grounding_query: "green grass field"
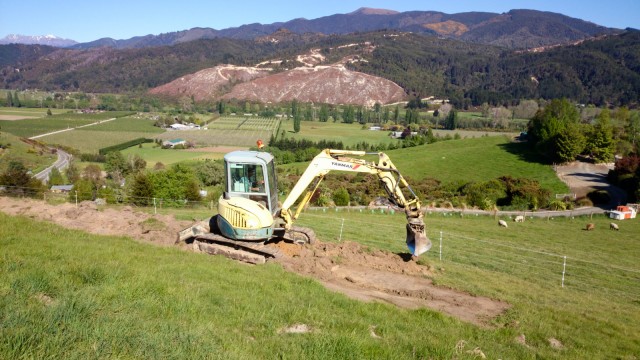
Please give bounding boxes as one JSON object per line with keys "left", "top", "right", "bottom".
{"left": 0, "top": 107, "right": 68, "bottom": 118}
{"left": 122, "top": 143, "right": 224, "bottom": 167}
{"left": 0, "top": 111, "right": 133, "bottom": 138}
{"left": 388, "top": 135, "right": 567, "bottom": 193}
{"left": 279, "top": 120, "right": 399, "bottom": 147}
{"left": 41, "top": 116, "right": 164, "bottom": 153}
{"left": 1, "top": 207, "right": 638, "bottom": 359}
{"left": 277, "top": 118, "right": 517, "bottom": 148}
{"left": 279, "top": 135, "right": 567, "bottom": 195}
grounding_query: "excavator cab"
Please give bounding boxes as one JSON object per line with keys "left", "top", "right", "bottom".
{"left": 224, "top": 151, "right": 278, "bottom": 214}
{"left": 214, "top": 151, "right": 280, "bottom": 241}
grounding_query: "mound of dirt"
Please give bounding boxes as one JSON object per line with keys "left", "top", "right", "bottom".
{"left": 272, "top": 241, "right": 509, "bottom": 326}
{"left": 0, "top": 196, "right": 509, "bottom": 326}
{"left": 0, "top": 197, "right": 191, "bottom": 247}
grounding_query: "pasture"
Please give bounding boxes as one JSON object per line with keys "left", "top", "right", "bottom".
{"left": 456, "top": 111, "right": 530, "bottom": 131}
{"left": 388, "top": 135, "right": 567, "bottom": 193}
{"left": 122, "top": 143, "right": 225, "bottom": 167}
{"left": 41, "top": 115, "right": 164, "bottom": 153}
{"left": 155, "top": 116, "right": 279, "bottom": 148}
{"left": 1, "top": 205, "right": 638, "bottom": 359}
{"left": 279, "top": 120, "right": 398, "bottom": 147}
{"left": 0, "top": 107, "right": 68, "bottom": 121}
{"left": 0, "top": 110, "right": 133, "bottom": 138}
{"left": 277, "top": 118, "right": 517, "bottom": 148}
{"left": 278, "top": 135, "right": 568, "bottom": 195}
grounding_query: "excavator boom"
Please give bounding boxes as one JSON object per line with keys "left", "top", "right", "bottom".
{"left": 278, "top": 149, "right": 432, "bottom": 257}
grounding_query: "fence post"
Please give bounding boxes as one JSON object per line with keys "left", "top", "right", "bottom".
{"left": 339, "top": 218, "right": 345, "bottom": 242}
{"left": 439, "top": 231, "right": 443, "bottom": 261}
{"left": 75, "top": 191, "right": 78, "bottom": 207}
{"left": 153, "top": 198, "right": 157, "bottom": 214}
{"left": 561, "top": 256, "right": 567, "bottom": 288}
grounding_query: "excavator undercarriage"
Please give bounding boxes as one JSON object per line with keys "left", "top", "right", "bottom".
{"left": 178, "top": 218, "right": 316, "bottom": 264}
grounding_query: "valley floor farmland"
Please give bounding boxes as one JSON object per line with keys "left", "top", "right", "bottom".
{"left": 0, "top": 110, "right": 133, "bottom": 139}
{"left": 0, "top": 196, "right": 638, "bottom": 358}
{"left": 155, "top": 116, "right": 280, "bottom": 148}
{"left": 122, "top": 143, "right": 228, "bottom": 167}
{"left": 0, "top": 107, "right": 68, "bottom": 121}
{"left": 39, "top": 115, "right": 164, "bottom": 153}
{"left": 277, "top": 118, "right": 518, "bottom": 148}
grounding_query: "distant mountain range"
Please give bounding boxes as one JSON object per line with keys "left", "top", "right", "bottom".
{"left": 0, "top": 8, "right": 621, "bottom": 50}
{"left": 0, "top": 34, "right": 77, "bottom": 47}
{"left": 1, "top": 8, "right": 638, "bottom": 107}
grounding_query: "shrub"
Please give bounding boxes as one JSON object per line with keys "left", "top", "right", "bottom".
{"left": 575, "top": 197, "right": 594, "bottom": 207}
{"left": 333, "top": 188, "right": 350, "bottom": 206}
{"left": 463, "top": 179, "right": 507, "bottom": 209}
{"left": 548, "top": 199, "right": 567, "bottom": 211}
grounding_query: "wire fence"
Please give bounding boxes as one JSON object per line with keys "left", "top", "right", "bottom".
{"left": 297, "top": 210, "right": 640, "bottom": 302}
{"left": 0, "top": 185, "right": 217, "bottom": 213}
{"left": 1, "top": 188, "right": 639, "bottom": 301}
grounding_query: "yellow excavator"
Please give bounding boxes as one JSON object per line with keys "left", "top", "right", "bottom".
{"left": 178, "top": 148, "right": 431, "bottom": 264}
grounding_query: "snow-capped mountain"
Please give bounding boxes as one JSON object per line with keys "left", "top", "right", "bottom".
{"left": 0, "top": 34, "right": 77, "bottom": 47}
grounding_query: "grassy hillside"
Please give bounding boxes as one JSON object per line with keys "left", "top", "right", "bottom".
{"left": 0, "top": 131, "right": 57, "bottom": 173}
{"left": 280, "top": 135, "right": 567, "bottom": 195}
{"left": 389, "top": 135, "right": 567, "bottom": 194}
{"left": 1, "top": 208, "right": 638, "bottom": 359}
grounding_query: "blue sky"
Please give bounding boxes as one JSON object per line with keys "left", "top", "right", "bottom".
{"left": 1, "top": 0, "right": 638, "bottom": 43}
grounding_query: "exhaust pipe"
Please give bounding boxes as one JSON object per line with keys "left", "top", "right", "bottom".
{"left": 406, "top": 218, "right": 432, "bottom": 257}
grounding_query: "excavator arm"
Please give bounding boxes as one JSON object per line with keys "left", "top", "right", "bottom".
{"left": 278, "top": 149, "right": 432, "bottom": 257}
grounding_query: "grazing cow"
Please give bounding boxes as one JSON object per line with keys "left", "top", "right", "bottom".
{"left": 514, "top": 215, "right": 524, "bottom": 223}
{"left": 498, "top": 219, "right": 508, "bottom": 228}
{"left": 585, "top": 223, "right": 595, "bottom": 231}
{"left": 610, "top": 222, "right": 619, "bottom": 231}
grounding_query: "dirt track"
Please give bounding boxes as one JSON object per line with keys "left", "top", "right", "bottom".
{"left": 0, "top": 197, "right": 509, "bottom": 327}
{"left": 555, "top": 161, "right": 614, "bottom": 198}
{"left": 555, "top": 161, "right": 627, "bottom": 207}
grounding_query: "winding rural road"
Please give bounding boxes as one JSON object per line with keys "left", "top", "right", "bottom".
{"left": 30, "top": 117, "right": 118, "bottom": 183}
{"left": 34, "top": 149, "right": 72, "bottom": 182}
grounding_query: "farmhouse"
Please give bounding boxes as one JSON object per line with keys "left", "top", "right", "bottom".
{"left": 169, "top": 123, "right": 189, "bottom": 130}
{"left": 50, "top": 185, "right": 74, "bottom": 193}
{"left": 162, "top": 139, "right": 187, "bottom": 148}
{"left": 389, "top": 131, "right": 417, "bottom": 139}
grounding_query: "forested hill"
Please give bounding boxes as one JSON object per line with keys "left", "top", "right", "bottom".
{"left": 347, "top": 30, "right": 640, "bottom": 107}
{"left": 1, "top": 30, "right": 639, "bottom": 107}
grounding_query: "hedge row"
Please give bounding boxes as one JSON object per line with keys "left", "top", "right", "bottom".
{"left": 99, "top": 138, "right": 153, "bottom": 155}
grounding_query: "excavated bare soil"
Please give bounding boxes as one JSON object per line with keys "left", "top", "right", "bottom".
{"left": 0, "top": 197, "right": 509, "bottom": 327}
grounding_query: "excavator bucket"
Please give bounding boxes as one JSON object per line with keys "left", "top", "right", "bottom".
{"left": 406, "top": 218, "right": 432, "bottom": 257}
